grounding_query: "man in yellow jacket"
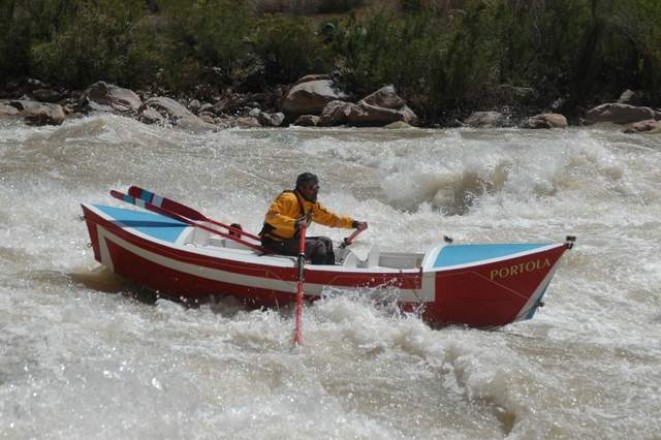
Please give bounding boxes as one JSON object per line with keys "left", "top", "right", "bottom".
{"left": 260, "top": 172, "right": 368, "bottom": 265}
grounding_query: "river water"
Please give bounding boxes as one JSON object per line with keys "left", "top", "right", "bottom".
{"left": 1, "top": 115, "right": 659, "bottom": 439}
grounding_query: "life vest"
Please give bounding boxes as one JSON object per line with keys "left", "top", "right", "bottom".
{"left": 260, "top": 190, "right": 353, "bottom": 241}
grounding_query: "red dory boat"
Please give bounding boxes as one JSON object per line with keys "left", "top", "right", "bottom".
{"left": 80, "top": 186, "right": 575, "bottom": 328}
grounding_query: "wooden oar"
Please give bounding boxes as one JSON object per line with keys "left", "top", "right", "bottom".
{"left": 110, "top": 190, "right": 270, "bottom": 253}
{"left": 292, "top": 224, "right": 306, "bottom": 346}
{"left": 128, "top": 186, "right": 260, "bottom": 241}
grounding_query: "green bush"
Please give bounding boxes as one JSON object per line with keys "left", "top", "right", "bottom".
{"left": 157, "top": 0, "right": 253, "bottom": 91}
{"left": 29, "top": 0, "right": 145, "bottom": 88}
{"left": 249, "top": 15, "right": 332, "bottom": 86}
{"left": 327, "top": 6, "right": 500, "bottom": 120}
{"left": 1, "top": 0, "right": 660, "bottom": 117}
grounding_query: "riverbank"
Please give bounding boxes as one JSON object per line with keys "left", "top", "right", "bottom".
{"left": 2, "top": 76, "right": 661, "bottom": 134}
{"left": 3, "top": 1, "right": 661, "bottom": 132}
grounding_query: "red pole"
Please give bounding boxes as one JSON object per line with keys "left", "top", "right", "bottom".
{"left": 293, "top": 224, "right": 306, "bottom": 346}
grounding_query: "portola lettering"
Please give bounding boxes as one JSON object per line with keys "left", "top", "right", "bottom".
{"left": 490, "top": 259, "right": 551, "bottom": 280}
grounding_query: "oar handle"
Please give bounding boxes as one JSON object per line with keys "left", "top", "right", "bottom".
{"left": 340, "top": 228, "right": 363, "bottom": 249}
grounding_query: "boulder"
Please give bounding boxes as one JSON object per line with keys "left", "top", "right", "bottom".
{"left": 617, "top": 89, "right": 644, "bottom": 105}
{"left": 198, "top": 102, "right": 215, "bottom": 115}
{"left": 0, "top": 101, "right": 20, "bottom": 116}
{"left": 138, "top": 107, "right": 165, "bottom": 125}
{"left": 256, "top": 111, "right": 285, "bottom": 127}
{"left": 292, "top": 115, "right": 320, "bottom": 126}
{"left": 361, "top": 85, "right": 406, "bottom": 110}
{"left": 349, "top": 85, "right": 418, "bottom": 126}
{"left": 197, "top": 112, "right": 217, "bottom": 124}
{"left": 187, "top": 99, "right": 202, "bottom": 114}
{"left": 213, "top": 94, "right": 249, "bottom": 115}
{"left": 282, "top": 76, "right": 347, "bottom": 117}
{"left": 8, "top": 100, "right": 65, "bottom": 125}
{"left": 235, "top": 116, "right": 261, "bottom": 128}
{"left": 318, "top": 100, "right": 354, "bottom": 126}
{"left": 347, "top": 101, "right": 416, "bottom": 127}
{"left": 522, "top": 113, "right": 568, "bottom": 129}
{"left": 81, "top": 81, "right": 142, "bottom": 113}
{"left": 318, "top": 89, "right": 418, "bottom": 127}
{"left": 585, "top": 103, "right": 661, "bottom": 125}
{"left": 139, "top": 96, "right": 215, "bottom": 131}
{"left": 623, "top": 119, "right": 661, "bottom": 133}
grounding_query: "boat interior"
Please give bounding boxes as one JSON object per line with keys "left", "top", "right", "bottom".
{"left": 184, "top": 223, "right": 426, "bottom": 269}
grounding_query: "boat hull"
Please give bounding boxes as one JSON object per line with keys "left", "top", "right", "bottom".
{"left": 81, "top": 203, "right": 571, "bottom": 327}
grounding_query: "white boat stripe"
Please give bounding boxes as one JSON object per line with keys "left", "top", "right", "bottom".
{"left": 96, "top": 224, "right": 435, "bottom": 302}
{"left": 98, "top": 226, "right": 303, "bottom": 294}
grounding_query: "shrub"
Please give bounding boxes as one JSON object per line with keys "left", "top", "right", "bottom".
{"left": 29, "top": 0, "right": 145, "bottom": 88}
{"left": 249, "top": 15, "right": 332, "bottom": 85}
{"left": 327, "top": 6, "right": 500, "bottom": 121}
{"left": 157, "top": 0, "right": 253, "bottom": 91}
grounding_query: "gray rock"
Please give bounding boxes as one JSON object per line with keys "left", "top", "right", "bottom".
{"left": 9, "top": 100, "right": 65, "bottom": 126}
{"left": 617, "top": 89, "right": 643, "bottom": 105}
{"left": 351, "top": 85, "right": 418, "bottom": 126}
{"left": 235, "top": 116, "right": 261, "bottom": 128}
{"left": 623, "top": 119, "right": 661, "bottom": 133}
{"left": 81, "top": 81, "right": 142, "bottom": 113}
{"left": 256, "top": 111, "right": 285, "bottom": 127}
{"left": 138, "top": 107, "right": 165, "bottom": 125}
{"left": 0, "top": 101, "right": 19, "bottom": 116}
{"left": 585, "top": 103, "right": 660, "bottom": 125}
{"left": 282, "top": 77, "right": 348, "bottom": 116}
{"left": 292, "top": 115, "right": 320, "bottom": 126}
{"left": 522, "top": 113, "right": 568, "bottom": 129}
{"left": 319, "top": 100, "right": 354, "bottom": 126}
{"left": 139, "top": 96, "right": 216, "bottom": 131}
{"left": 187, "top": 99, "right": 202, "bottom": 114}
{"left": 360, "top": 85, "right": 406, "bottom": 110}
{"left": 348, "top": 101, "right": 409, "bottom": 126}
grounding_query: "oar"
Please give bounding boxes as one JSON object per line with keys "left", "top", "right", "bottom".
{"left": 128, "top": 186, "right": 260, "bottom": 241}
{"left": 292, "top": 224, "right": 306, "bottom": 346}
{"left": 110, "top": 190, "right": 270, "bottom": 253}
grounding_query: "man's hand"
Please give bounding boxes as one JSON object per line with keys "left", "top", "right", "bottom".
{"left": 352, "top": 221, "right": 368, "bottom": 231}
{"left": 294, "top": 217, "right": 307, "bottom": 230}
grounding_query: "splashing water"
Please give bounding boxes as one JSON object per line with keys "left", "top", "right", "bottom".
{"left": 1, "top": 116, "right": 660, "bottom": 439}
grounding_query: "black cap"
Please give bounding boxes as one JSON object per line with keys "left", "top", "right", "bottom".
{"left": 296, "top": 172, "right": 319, "bottom": 188}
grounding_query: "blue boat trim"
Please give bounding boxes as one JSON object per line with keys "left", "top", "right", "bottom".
{"left": 434, "top": 243, "right": 551, "bottom": 268}
{"left": 94, "top": 204, "right": 187, "bottom": 243}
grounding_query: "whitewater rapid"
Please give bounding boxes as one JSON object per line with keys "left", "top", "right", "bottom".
{"left": 1, "top": 115, "right": 660, "bottom": 439}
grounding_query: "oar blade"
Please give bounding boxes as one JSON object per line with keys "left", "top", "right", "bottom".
{"left": 128, "top": 185, "right": 262, "bottom": 242}
{"left": 110, "top": 189, "right": 270, "bottom": 254}
{"left": 129, "top": 186, "right": 205, "bottom": 221}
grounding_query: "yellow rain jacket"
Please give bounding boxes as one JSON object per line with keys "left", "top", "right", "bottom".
{"left": 260, "top": 190, "right": 354, "bottom": 241}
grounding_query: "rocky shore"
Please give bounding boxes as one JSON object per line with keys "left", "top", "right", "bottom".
{"left": 2, "top": 76, "right": 660, "bottom": 134}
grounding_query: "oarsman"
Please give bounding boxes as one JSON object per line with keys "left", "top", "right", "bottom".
{"left": 260, "top": 172, "right": 368, "bottom": 264}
